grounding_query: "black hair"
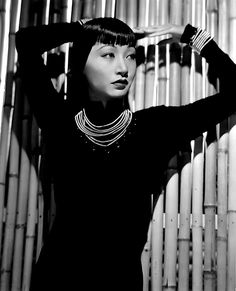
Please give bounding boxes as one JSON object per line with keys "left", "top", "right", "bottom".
{"left": 82, "top": 17, "right": 136, "bottom": 47}
{"left": 67, "top": 17, "right": 136, "bottom": 112}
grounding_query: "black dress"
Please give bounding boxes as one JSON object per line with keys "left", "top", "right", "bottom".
{"left": 15, "top": 22, "right": 236, "bottom": 291}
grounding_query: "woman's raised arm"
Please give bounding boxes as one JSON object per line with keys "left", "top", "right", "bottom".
{"left": 15, "top": 21, "right": 84, "bottom": 129}
{"left": 139, "top": 24, "right": 236, "bottom": 149}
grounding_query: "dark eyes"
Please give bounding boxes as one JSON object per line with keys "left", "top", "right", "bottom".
{"left": 127, "top": 53, "right": 136, "bottom": 60}
{"left": 101, "top": 53, "right": 136, "bottom": 60}
{"left": 102, "top": 53, "right": 115, "bottom": 58}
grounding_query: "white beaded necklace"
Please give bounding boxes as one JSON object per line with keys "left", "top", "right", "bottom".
{"left": 75, "top": 108, "right": 132, "bottom": 147}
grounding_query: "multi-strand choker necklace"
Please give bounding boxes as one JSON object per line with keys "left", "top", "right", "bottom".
{"left": 75, "top": 108, "right": 132, "bottom": 147}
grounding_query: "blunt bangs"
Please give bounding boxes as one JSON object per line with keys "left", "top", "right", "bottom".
{"left": 83, "top": 18, "right": 136, "bottom": 47}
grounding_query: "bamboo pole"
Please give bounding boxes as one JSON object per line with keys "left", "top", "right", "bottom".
{"left": 144, "top": 4, "right": 160, "bottom": 287}
{"left": 178, "top": 150, "right": 192, "bottom": 291}
{"left": 19, "top": 0, "right": 30, "bottom": 28}
{"left": 143, "top": 0, "right": 158, "bottom": 109}
{"left": 0, "top": 1, "right": 23, "bottom": 290}
{"left": 126, "top": 0, "right": 137, "bottom": 29}
{"left": 81, "top": 0, "right": 94, "bottom": 19}
{"left": 105, "top": 0, "right": 115, "bottom": 17}
{"left": 36, "top": 178, "right": 44, "bottom": 261}
{"left": 157, "top": 0, "right": 168, "bottom": 106}
{"left": 204, "top": 132, "right": 217, "bottom": 291}
{"left": 0, "top": 0, "right": 11, "bottom": 127}
{"left": 35, "top": 177, "right": 44, "bottom": 263}
{"left": 203, "top": 1, "right": 218, "bottom": 290}
{"left": 217, "top": 118, "right": 228, "bottom": 291}
{"left": 149, "top": 2, "right": 164, "bottom": 290}
{"left": 141, "top": 219, "right": 151, "bottom": 291}
{"left": 216, "top": 2, "right": 228, "bottom": 291}
{"left": 71, "top": 0, "right": 83, "bottom": 21}
{"left": 115, "top": 0, "right": 126, "bottom": 23}
{"left": 41, "top": 0, "right": 50, "bottom": 25}
{"left": 22, "top": 116, "right": 39, "bottom": 291}
{"left": 178, "top": 2, "right": 192, "bottom": 290}
{"left": 133, "top": 0, "right": 145, "bottom": 112}
{"left": 190, "top": 2, "right": 205, "bottom": 291}
{"left": 151, "top": 192, "right": 164, "bottom": 291}
{"left": 94, "top": 0, "right": 104, "bottom": 18}
{"left": 11, "top": 87, "right": 31, "bottom": 291}
{"left": 227, "top": 1, "right": 236, "bottom": 290}
{"left": 60, "top": 0, "right": 73, "bottom": 101}
{"left": 163, "top": 1, "right": 182, "bottom": 290}
{"left": 191, "top": 135, "right": 204, "bottom": 291}
{"left": 0, "top": 0, "right": 11, "bottom": 261}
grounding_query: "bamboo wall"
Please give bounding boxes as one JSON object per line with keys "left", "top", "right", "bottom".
{"left": 0, "top": 0, "right": 235, "bottom": 290}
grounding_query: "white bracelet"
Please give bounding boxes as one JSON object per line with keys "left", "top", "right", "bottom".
{"left": 190, "top": 27, "right": 213, "bottom": 54}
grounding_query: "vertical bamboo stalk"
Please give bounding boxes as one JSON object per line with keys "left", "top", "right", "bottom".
{"left": 19, "top": 0, "right": 30, "bottom": 28}
{"left": 115, "top": 0, "right": 126, "bottom": 22}
{"left": 36, "top": 179, "right": 44, "bottom": 261}
{"left": 60, "top": 0, "right": 73, "bottom": 101}
{"left": 0, "top": 0, "right": 11, "bottom": 261}
{"left": 11, "top": 88, "right": 31, "bottom": 291}
{"left": 141, "top": 219, "right": 151, "bottom": 291}
{"left": 94, "top": 0, "right": 104, "bottom": 18}
{"left": 144, "top": 0, "right": 158, "bottom": 109}
{"left": 22, "top": 116, "right": 39, "bottom": 291}
{"left": 191, "top": 1, "right": 205, "bottom": 291}
{"left": 163, "top": 1, "right": 182, "bottom": 290}
{"left": 133, "top": 0, "right": 145, "bottom": 112}
{"left": 206, "top": 0, "right": 218, "bottom": 96}
{"left": 42, "top": 0, "right": 50, "bottom": 25}
{"left": 151, "top": 192, "right": 164, "bottom": 291}
{"left": 0, "top": 0, "right": 10, "bottom": 112}
{"left": 227, "top": 1, "right": 236, "bottom": 290}
{"left": 71, "top": 0, "right": 83, "bottom": 21}
{"left": 105, "top": 0, "right": 116, "bottom": 17}
{"left": 0, "top": 0, "right": 23, "bottom": 290}
{"left": 61, "top": 0, "right": 73, "bottom": 22}
{"left": 178, "top": 150, "right": 192, "bottom": 291}
{"left": 0, "top": 108, "right": 21, "bottom": 291}
{"left": 150, "top": 1, "right": 164, "bottom": 290}
{"left": 216, "top": 2, "right": 228, "bottom": 291}
{"left": 203, "top": 1, "right": 218, "bottom": 290}
{"left": 217, "top": 120, "right": 228, "bottom": 291}
{"left": 157, "top": 0, "right": 169, "bottom": 106}
{"left": 204, "top": 132, "right": 217, "bottom": 291}
{"left": 81, "top": 0, "right": 94, "bottom": 19}
{"left": 191, "top": 136, "right": 204, "bottom": 291}
{"left": 178, "top": 2, "right": 192, "bottom": 290}
{"left": 126, "top": 0, "right": 137, "bottom": 29}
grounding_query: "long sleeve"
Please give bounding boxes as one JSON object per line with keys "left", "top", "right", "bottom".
{"left": 15, "top": 22, "right": 83, "bottom": 129}
{"left": 142, "top": 28, "right": 236, "bottom": 156}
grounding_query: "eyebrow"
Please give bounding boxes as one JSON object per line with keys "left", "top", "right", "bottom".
{"left": 95, "top": 44, "right": 136, "bottom": 52}
{"left": 97, "top": 44, "right": 115, "bottom": 51}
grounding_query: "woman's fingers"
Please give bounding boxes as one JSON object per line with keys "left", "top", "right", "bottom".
{"left": 133, "top": 24, "right": 185, "bottom": 40}
{"left": 156, "top": 37, "right": 175, "bottom": 46}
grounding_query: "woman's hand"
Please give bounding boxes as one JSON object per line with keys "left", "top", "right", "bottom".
{"left": 133, "top": 24, "right": 185, "bottom": 45}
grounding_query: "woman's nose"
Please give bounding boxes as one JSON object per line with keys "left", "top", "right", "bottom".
{"left": 116, "top": 57, "right": 128, "bottom": 76}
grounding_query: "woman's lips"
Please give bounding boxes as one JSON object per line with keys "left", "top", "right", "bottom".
{"left": 112, "top": 79, "right": 128, "bottom": 89}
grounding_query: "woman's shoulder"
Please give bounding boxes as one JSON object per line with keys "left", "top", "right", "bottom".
{"left": 133, "top": 105, "right": 167, "bottom": 120}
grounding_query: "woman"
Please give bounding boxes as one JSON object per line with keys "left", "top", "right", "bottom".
{"left": 16, "top": 17, "right": 236, "bottom": 290}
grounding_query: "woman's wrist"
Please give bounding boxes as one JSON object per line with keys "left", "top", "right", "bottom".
{"left": 180, "top": 24, "right": 213, "bottom": 54}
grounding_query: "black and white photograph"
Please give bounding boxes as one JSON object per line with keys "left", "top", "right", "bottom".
{"left": 0, "top": 0, "right": 235, "bottom": 290}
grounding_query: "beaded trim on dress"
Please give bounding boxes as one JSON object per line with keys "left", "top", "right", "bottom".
{"left": 75, "top": 108, "right": 132, "bottom": 147}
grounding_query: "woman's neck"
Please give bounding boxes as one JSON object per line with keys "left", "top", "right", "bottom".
{"left": 84, "top": 98, "right": 128, "bottom": 125}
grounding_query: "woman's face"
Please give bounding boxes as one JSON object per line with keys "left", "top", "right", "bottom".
{"left": 83, "top": 42, "right": 136, "bottom": 104}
